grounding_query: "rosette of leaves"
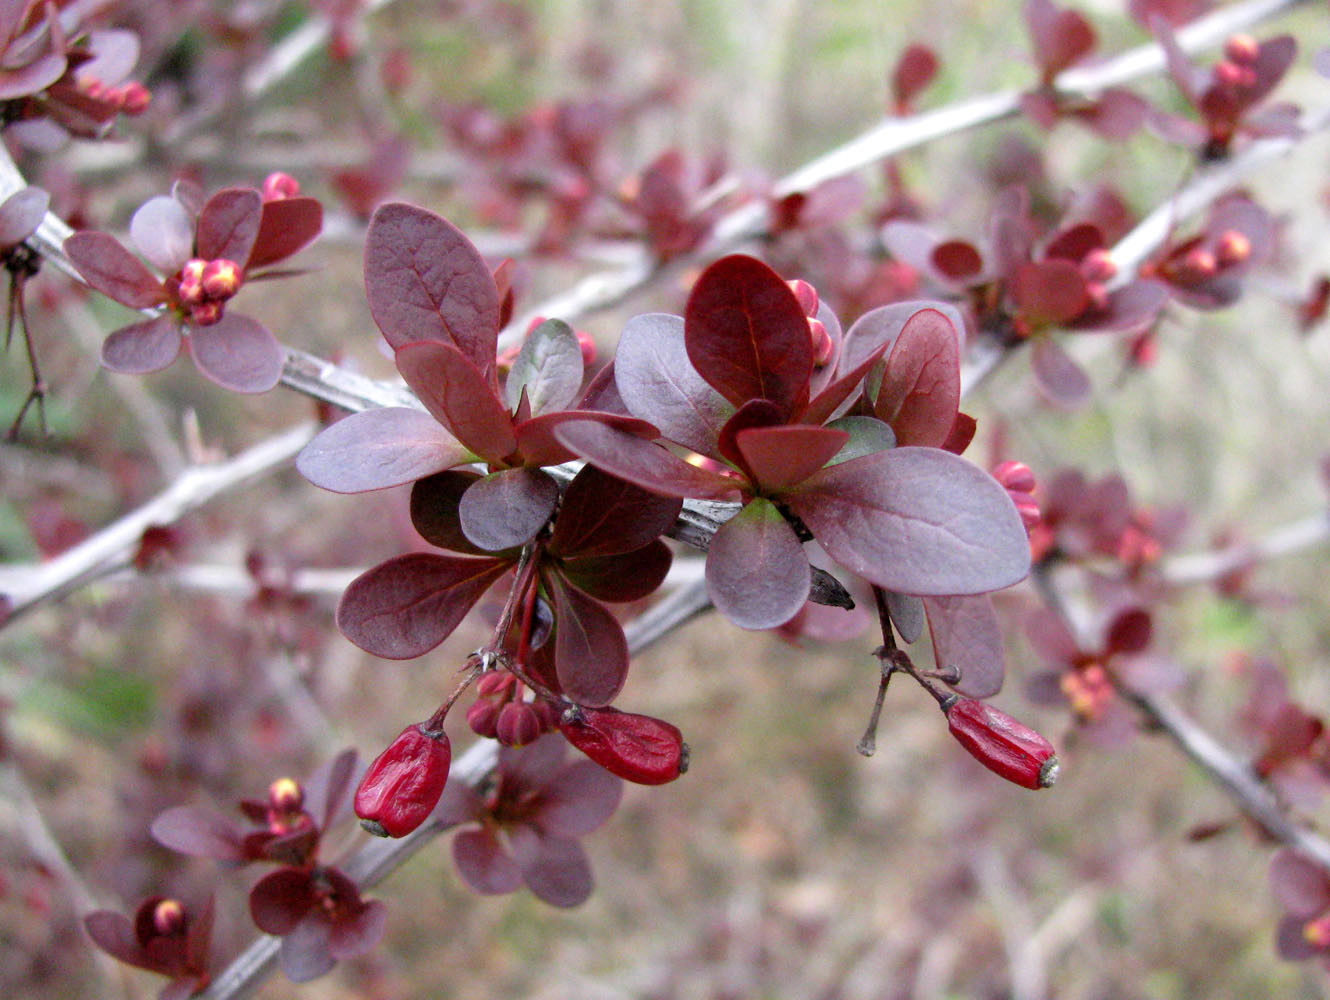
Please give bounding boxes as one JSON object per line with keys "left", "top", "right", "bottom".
{"left": 64, "top": 181, "right": 322, "bottom": 392}
{"left": 435, "top": 733, "right": 623, "bottom": 908}
{"left": 884, "top": 190, "right": 1167, "bottom": 406}
{"left": 0, "top": 2, "right": 144, "bottom": 148}
{"left": 84, "top": 896, "right": 214, "bottom": 1000}
{"left": 1152, "top": 24, "right": 1300, "bottom": 160}
{"left": 337, "top": 462, "right": 679, "bottom": 707}
{"left": 297, "top": 203, "right": 652, "bottom": 548}
{"left": 554, "top": 253, "right": 1031, "bottom": 632}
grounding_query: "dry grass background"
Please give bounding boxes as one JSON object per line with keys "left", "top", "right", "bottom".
{"left": 5, "top": 1, "right": 1330, "bottom": 998}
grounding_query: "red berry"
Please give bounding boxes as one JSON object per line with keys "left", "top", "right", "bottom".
{"left": 944, "top": 697, "right": 1059, "bottom": 790}
{"left": 560, "top": 706, "right": 687, "bottom": 785}
{"left": 354, "top": 723, "right": 451, "bottom": 838}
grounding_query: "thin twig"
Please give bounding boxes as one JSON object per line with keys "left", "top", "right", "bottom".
{"left": 1159, "top": 511, "right": 1330, "bottom": 586}
{"left": 0, "top": 423, "right": 315, "bottom": 624}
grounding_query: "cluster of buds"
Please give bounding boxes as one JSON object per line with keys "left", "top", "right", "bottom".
{"left": 172, "top": 257, "right": 242, "bottom": 326}
{"left": 465, "top": 671, "right": 558, "bottom": 747}
{"left": 354, "top": 722, "right": 452, "bottom": 838}
{"left": 77, "top": 76, "right": 152, "bottom": 116}
{"left": 1214, "top": 34, "right": 1262, "bottom": 92}
{"left": 1078, "top": 248, "right": 1117, "bottom": 312}
{"left": 1060, "top": 662, "right": 1115, "bottom": 721}
{"left": 992, "top": 460, "right": 1041, "bottom": 534}
{"left": 787, "top": 278, "right": 834, "bottom": 367}
{"left": 944, "top": 696, "right": 1060, "bottom": 790}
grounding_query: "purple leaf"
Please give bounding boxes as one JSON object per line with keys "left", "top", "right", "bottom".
{"left": 538, "top": 761, "right": 623, "bottom": 837}
{"left": 705, "top": 498, "right": 810, "bottom": 630}
{"left": 150, "top": 806, "right": 244, "bottom": 861}
{"left": 409, "top": 470, "right": 486, "bottom": 553}
{"left": 1079, "top": 87, "right": 1150, "bottom": 139}
{"left": 505, "top": 318, "right": 584, "bottom": 415}
{"left": 101, "top": 316, "right": 182, "bottom": 374}
{"left": 789, "top": 447, "right": 1031, "bottom": 595}
{"left": 1270, "top": 849, "right": 1330, "bottom": 917}
{"left": 922, "top": 594, "right": 1005, "bottom": 698}
{"left": 249, "top": 197, "right": 322, "bottom": 270}
{"left": 874, "top": 307, "right": 961, "bottom": 447}
{"left": 364, "top": 203, "right": 500, "bottom": 373}
{"left": 549, "top": 464, "right": 682, "bottom": 558}
{"left": 187, "top": 313, "right": 283, "bottom": 393}
{"left": 1075, "top": 279, "right": 1166, "bottom": 334}
{"left": 578, "top": 360, "right": 628, "bottom": 414}
{"left": 559, "top": 539, "right": 672, "bottom": 603}
{"left": 304, "top": 748, "right": 360, "bottom": 830}
{"left": 453, "top": 827, "right": 523, "bottom": 895}
{"left": 195, "top": 187, "right": 262, "bottom": 264}
{"left": 1105, "top": 606, "right": 1152, "bottom": 655}
{"left": 614, "top": 311, "right": 732, "bottom": 458}
{"left": 83, "top": 911, "right": 152, "bottom": 970}
{"left": 249, "top": 869, "right": 315, "bottom": 936}
{"left": 1030, "top": 338, "right": 1091, "bottom": 408}
{"left": 1012, "top": 260, "right": 1088, "bottom": 325}
{"left": 684, "top": 254, "right": 813, "bottom": 418}
{"left": 0, "top": 185, "right": 47, "bottom": 246}
{"left": 65, "top": 231, "right": 165, "bottom": 308}
{"left": 298, "top": 407, "right": 472, "bottom": 493}
{"left": 554, "top": 420, "right": 740, "bottom": 501}
{"left": 734, "top": 425, "right": 849, "bottom": 492}
{"left": 509, "top": 828, "right": 594, "bottom": 908}
{"left": 511, "top": 408, "right": 655, "bottom": 468}
{"left": 458, "top": 467, "right": 559, "bottom": 552}
{"left": 395, "top": 340, "right": 515, "bottom": 463}
{"left": 328, "top": 900, "right": 387, "bottom": 960}
{"left": 885, "top": 590, "right": 925, "bottom": 643}
{"left": 550, "top": 575, "right": 629, "bottom": 707}
{"left": 129, "top": 195, "right": 195, "bottom": 273}
{"left": 77, "top": 30, "right": 140, "bottom": 88}
{"left": 336, "top": 553, "right": 509, "bottom": 658}
{"left": 0, "top": 52, "right": 66, "bottom": 101}
{"left": 277, "top": 915, "right": 335, "bottom": 983}
{"left": 716, "top": 399, "right": 783, "bottom": 473}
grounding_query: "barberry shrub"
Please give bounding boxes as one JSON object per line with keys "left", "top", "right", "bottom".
{"left": 2, "top": 1, "right": 1330, "bottom": 998}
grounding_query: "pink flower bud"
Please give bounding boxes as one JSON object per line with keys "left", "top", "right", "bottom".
{"left": 267, "top": 777, "right": 304, "bottom": 814}
{"left": 786, "top": 278, "right": 819, "bottom": 317}
{"left": 992, "top": 460, "right": 1036, "bottom": 495}
{"left": 177, "top": 259, "right": 207, "bottom": 305}
{"left": 1080, "top": 248, "right": 1117, "bottom": 283}
{"left": 152, "top": 898, "right": 186, "bottom": 937}
{"left": 354, "top": 723, "right": 451, "bottom": 838}
{"left": 201, "top": 259, "right": 242, "bottom": 300}
{"left": 188, "top": 301, "right": 224, "bottom": 326}
{"left": 576, "top": 328, "right": 598, "bottom": 367}
{"left": 1181, "top": 248, "right": 1217, "bottom": 280}
{"left": 1223, "top": 34, "right": 1260, "bottom": 66}
{"left": 261, "top": 172, "right": 300, "bottom": 202}
{"left": 466, "top": 698, "right": 500, "bottom": 738}
{"left": 476, "top": 671, "right": 516, "bottom": 698}
{"left": 560, "top": 706, "right": 687, "bottom": 785}
{"left": 944, "top": 697, "right": 1059, "bottom": 790}
{"left": 808, "top": 318, "right": 834, "bottom": 366}
{"left": 1215, "top": 229, "right": 1251, "bottom": 267}
{"left": 495, "top": 702, "right": 542, "bottom": 747}
{"left": 118, "top": 81, "right": 152, "bottom": 115}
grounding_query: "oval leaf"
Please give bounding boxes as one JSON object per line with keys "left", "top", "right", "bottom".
{"left": 101, "top": 315, "right": 181, "bottom": 374}
{"left": 297, "top": 408, "right": 472, "bottom": 493}
{"left": 789, "top": 447, "right": 1031, "bottom": 596}
{"left": 734, "top": 424, "right": 849, "bottom": 492}
{"left": 364, "top": 203, "right": 500, "bottom": 373}
{"left": 65, "top": 230, "right": 165, "bottom": 308}
{"left": 505, "top": 318, "right": 583, "bottom": 415}
{"left": 0, "top": 186, "right": 47, "bottom": 246}
{"left": 549, "top": 464, "right": 682, "bottom": 558}
{"left": 922, "top": 594, "right": 1005, "bottom": 698}
{"left": 874, "top": 307, "right": 961, "bottom": 447}
{"left": 614, "top": 311, "right": 733, "bottom": 458}
{"left": 187, "top": 313, "right": 283, "bottom": 393}
{"left": 249, "top": 196, "right": 323, "bottom": 270}
{"left": 550, "top": 575, "right": 629, "bottom": 707}
{"left": 196, "top": 187, "right": 262, "bottom": 265}
{"left": 128, "top": 195, "right": 194, "bottom": 272}
{"left": 458, "top": 467, "right": 559, "bottom": 552}
{"left": 705, "top": 497, "right": 810, "bottom": 630}
{"left": 559, "top": 539, "right": 672, "bottom": 603}
{"left": 684, "top": 255, "right": 812, "bottom": 418}
{"left": 555, "top": 419, "right": 739, "bottom": 501}
{"left": 410, "top": 470, "right": 486, "bottom": 553}
{"left": 336, "top": 553, "right": 509, "bottom": 658}
{"left": 396, "top": 340, "right": 515, "bottom": 463}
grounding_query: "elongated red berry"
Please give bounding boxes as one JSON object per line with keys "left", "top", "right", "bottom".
{"left": 559, "top": 706, "right": 687, "bottom": 785}
{"left": 944, "top": 697, "right": 1059, "bottom": 790}
{"left": 355, "top": 724, "right": 451, "bottom": 837}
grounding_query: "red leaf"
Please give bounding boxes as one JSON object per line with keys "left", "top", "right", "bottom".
{"left": 873, "top": 307, "right": 962, "bottom": 447}
{"left": 1012, "top": 260, "right": 1089, "bottom": 326}
{"left": 734, "top": 425, "right": 849, "bottom": 492}
{"left": 248, "top": 869, "right": 315, "bottom": 936}
{"left": 554, "top": 420, "right": 740, "bottom": 501}
{"left": 364, "top": 203, "right": 501, "bottom": 374}
{"left": 1025, "top": 0, "right": 1095, "bottom": 79}
{"left": 150, "top": 807, "right": 244, "bottom": 861}
{"left": 409, "top": 470, "right": 486, "bottom": 553}
{"left": 548, "top": 464, "right": 682, "bottom": 558}
{"left": 336, "top": 553, "right": 509, "bottom": 658}
{"left": 705, "top": 498, "right": 809, "bottom": 630}
{"left": 65, "top": 230, "right": 165, "bottom": 308}
{"left": 513, "top": 409, "right": 657, "bottom": 468}
{"left": 559, "top": 539, "right": 672, "bottom": 603}
{"left": 1030, "top": 338, "right": 1091, "bottom": 409}
{"left": 395, "top": 340, "right": 515, "bottom": 463}
{"left": 550, "top": 575, "right": 629, "bottom": 707}
{"left": 789, "top": 447, "right": 1031, "bottom": 595}
{"left": 187, "top": 313, "right": 283, "bottom": 393}
{"left": 684, "top": 255, "right": 813, "bottom": 418}
{"left": 196, "top": 187, "right": 262, "bottom": 265}
{"left": 298, "top": 408, "right": 472, "bottom": 493}
{"left": 249, "top": 196, "right": 322, "bottom": 270}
